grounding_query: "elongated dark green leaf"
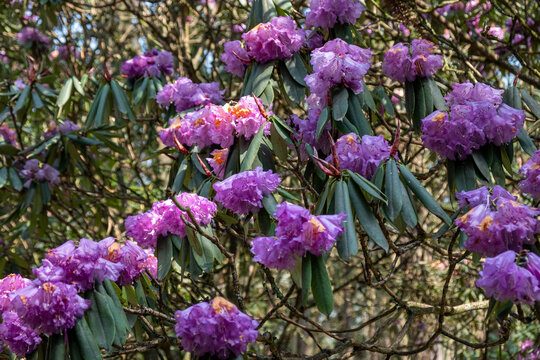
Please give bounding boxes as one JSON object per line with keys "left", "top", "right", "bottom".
{"left": 270, "top": 124, "right": 288, "bottom": 161}
{"left": 0, "top": 168, "right": 7, "bottom": 188}
{"left": 334, "top": 180, "right": 358, "bottom": 260}
{"left": 74, "top": 317, "right": 102, "bottom": 360}
{"left": 412, "top": 79, "right": 425, "bottom": 131}
{"left": 95, "top": 83, "right": 111, "bottom": 127}
{"left": 316, "top": 106, "right": 330, "bottom": 140}
{"left": 361, "top": 83, "right": 376, "bottom": 111}
{"left": 133, "top": 77, "right": 149, "bottom": 107}
{"left": 9, "top": 167, "right": 23, "bottom": 191}
{"left": 516, "top": 128, "right": 537, "bottom": 156}
{"left": 85, "top": 85, "right": 103, "bottom": 128}
{"left": 348, "top": 171, "right": 387, "bottom": 204}
{"left": 157, "top": 235, "right": 173, "bottom": 280}
{"left": 520, "top": 89, "right": 540, "bottom": 118}
{"left": 262, "top": 193, "right": 277, "bottom": 216}
{"left": 261, "top": 0, "right": 278, "bottom": 21}
{"left": 100, "top": 281, "right": 130, "bottom": 346}
{"left": 260, "top": 83, "right": 274, "bottom": 107}
{"left": 398, "top": 164, "right": 451, "bottom": 224}
{"left": 310, "top": 254, "right": 333, "bottom": 316}
{"left": 374, "top": 86, "right": 394, "bottom": 116}
{"left": 57, "top": 78, "right": 73, "bottom": 107}
{"left": 347, "top": 92, "right": 372, "bottom": 136}
{"left": 86, "top": 292, "right": 107, "bottom": 350}
{"left": 172, "top": 157, "right": 188, "bottom": 193}
{"left": 332, "top": 87, "right": 349, "bottom": 120}
{"left": 14, "top": 85, "right": 31, "bottom": 113}
{"left": 404, "top": 80, "right": 415, "bottom": 119}
{"left": 301, "top": 255, "right": 312, "bottom": 305}
{"left": 250, "top": 61, "right": 275, "bottom": 97}
{"left": 455, "top": 159, "right": 477, "bottom": 192}
{"left": 93, "top": 290, "right": 116, "bottom": 350}
{"left": 111, "top": 80, "right": 136, "bottom": 122}
{"left": 280, "top": 66, "right": 304, "bottom": 104}
{"left": 72, "top": 76, "right": 85, "bottom": 96}
{"left": 49, "top": 333, "right": 65, "bottom": 360}
{"left": 503, "top": 86, "right": 521, "bottom": 109}
{"left": 0, "top": 144, "right": 19, "bottom": 156}
{"left": 35, "top": 83, "right": 58, "bottom": 97}
{"left": 421, "top": 77, "right": 433, "bottom": 115}
{"left": 427, "top": 78, "right": 447, "bottom": 111}
{"left": 284, "top": 53, "right": 307, "bottom": 86}
{"left": 383, "top": 160, "right": 402, "bottom": 220}
{"left": 400, "top": 185, "right": 417, "bottom": 228}
{"left": 31, "top": 90, "right": 44, "bottom": 109}
{"left": 348, "top": 180, "right": 389, "bottom": 252}
{"left": 240, "top": 125, "right": 265, "bottom": 172}
{"left": 471, "top": 151, "right": 491, "bottom": 183}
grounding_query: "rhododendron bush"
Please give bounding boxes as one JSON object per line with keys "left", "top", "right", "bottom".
{"left": 0, "top": 0, "right": 539, "bottom": 359}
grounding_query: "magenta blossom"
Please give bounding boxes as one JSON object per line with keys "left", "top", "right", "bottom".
{"left": 221, "top": 40, "right": 250, "bottom": 77}
{"left": 213, "top": 167, "right": 281, "bottom": 215}
{"left": 242, "top": 17, "right": 304, "bottom": 63}
{"left": 305, "top": 0, "right": 364, "bottom": 29}
{"left": 175, "top": 297, "right": 258, "bottom": 359}
{"left": 156, "top": 77, "right": 224, "bottom": 112}
{"left": 43, "top": 120, "right": 80, "bottom": 139}
{"left": 519, "top": 150, "right": 540, "bottom": 200}
{"left": 121, "top": 49, "right": 174, "bottom": 78}
{"left": 0, "top": 311, "right": 42, "bottom": 357}
{"left": 20, "top": 159, "right": 61, "bottom": 188}
{"left": 382, "top": 39, "right": 443, "bottom": 82}
{"left": 0, "top": 124, "right": 17, "bottom": 146}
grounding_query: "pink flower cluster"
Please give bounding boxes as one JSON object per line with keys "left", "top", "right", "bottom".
{"left": 43, "top": 120, "right": 80, "bottom": 139}
{"left": 156, "top": 77, "right": 224, "bottom": 112}
{"left": 0, "top": 124, "right": 17, "bottom": 146}
{"left": 125, "top": 193, "right": 217, "bottom": 248}
{"left": 305, "top": 0, "right": 365, "bottom": 29}
{"left": 121, "top": 49, "right": 174, "bottom": 78}
{"left": 519, "top": 150, "right": 540, "bottom": 200}
{"left": 158, "top": 95, "right": 270, "bottom": 150}
{"left": 251, "top": 202, "right": 346, "bottom": 270}
{"left": 382, "top": 39, "right": 443, "bottom": 83}
{"left": 20, "top": 159, "right": 60, "bottom": 188}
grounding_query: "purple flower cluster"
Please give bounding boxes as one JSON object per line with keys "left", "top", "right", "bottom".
{"left": 158, "top": 96, "right": 270, "bottom": 150}
{"left": 156, "top": 77, "right": 224, "bottom": 112}
{"left": 174, "top": 297, "right": 258, "bottom": 359}
{"left": 455, "top": 186, "right": 540, "bottom": 257}
{"left": 303, "top": 39, "right": 372, "bottom": 152}
{"left": 506, "top": 18, "right": 539, "bottom": 49}
{"left": 382, "top": 39, "right": 443, "bottom": 83}
{"left": 517, "top": 340, "right": 540, "bottom": 360}
{"left": 0, "top": 273, "right": 90, "bottom": 356}
{"left": 121, "top": 49, "right": 174, "bottom": 78}
{"left": 305, "top": 0, "right": 365, "bottom": 29}
{"left": 213, "top": 167, "right": 281, "bottom": 215}
{"left": 476, "top": 250, "right": 540, "bottom": 305}
{"left": 0, "top": 124, "right": 17, "bottom": 146}
{"left": 519, "top": 150, "right": 540, "bottom": 200}
{"left": 251, "top": 202, "right": 346, "bottom": 270}
{"left": 326, "top": 133, "right": 392, "bottom": 179}
{"left": 221, "top": 40, "right": 250, "bottom": 77}
{"left": 43, "top": 120, "right": 80, "bottom": 139}
{"left": 421, "top": 81, "right": 525, "bottom": 160}
{"left": 242, "top": 17, "right": 304, "bottom": 63}
{"left": 125, "top": 193, "right": 217, "bottom": 248}
{"left": 20, "top": 159, "right": 60, "bottom": 188}
{"left": 17, "top": 27, "right": 50, "bottom": 50}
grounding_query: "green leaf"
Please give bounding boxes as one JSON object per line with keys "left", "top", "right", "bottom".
{"left": 383, "top": 160, "right": 402, "bottom": 221}
{"left": 412, "top": 79, "right": 426, "bottom": 132}
{"left": 74, "top": 317, "right": 102, "bottom": 360}
{"left": 260, "top": 0, "right": 278, "bottom": 21}
{"left": 427, "top": 78, "right": 447, "bottom": 111}
{"left": 520, "top": 89, "right": 540, "bottom": 118}
{"left": 93, "top": 290, "right": 116, "bottom": 350}
{"left": 348, "top": 180, "right": 389, "bottom": 252}
{"left": 133, "top": 77, "right": 149, "bottom": 107}
{"left": 240, "top": 125, "right": 265, "bottom": 172}
{"left": 347, "top": 91, "right": 372, "bottom": 136}
{"left": 347, "top": 171, "right": 388, "bottom": 204}
{"left": 361, "top": 83, "right": 376, "bottom": 111}
{"left": 72, "top": 76, "right": 85, "bottom": 96}
{"left": 400, "top": 185, "right": 417, "bottom": 228}
{"left": 284, "top": 53, "right": 307, "bottom": 86}
{"left": 86, "top": 292, "right": 107, "bottom": 350}
{"left": 9, "top": 167, "right": 23, "bottom": 191}
{"left": 49, "top": 333, "right": 66, "bottom": 360}
{"left": 374, "top": 86, "right": 394, "bottom": 116}
{"left": 95, "top": 83, "right": 111, "bottom": 127}
{"left": 0, "top": 144, "right": 19, "bottom": 156}
{"left": 100, "top": 280, "right": 130, "bottom": 346}
{"left": 316, "top": 106, "right": 330, "bottom": 140}
{"left": 0, "top": 168, "right": 7, "bottom": 188}
{"left": 502, "top": 86, "right": 521, "bottom": 109}
{"left": 301, "top": 255, "right": 312, "bottom": 305}
{"left": 332, "top": 87, "right": 349, "bottom": 121}
{"left": 280, "top": 66, "right": 305, "bottom": 104}
{"left": 57, "top": 78, "right": 73, "bottom": 107}
{"left": 310, "top": 254, "right": 333, "bottom": 316}
{"left": 35, "top": 83, "right": 58, "bottom": 97}
{"left": 31, "top": 90, "right": 44, "bottom": 109}
{"left": 516, "top": 128, "right": 537, "bottom": 156}
{"left": 270, "top": 123, "right": 288, "bottom": 161}
{"left": 156, "top": 235, "right": 173, "bottom": 280}
{"left": 471, "top": 151, "right": 491, "bottom": 183}
{"left": 111, "top": 80, "right": 136, "bottom": 122}
{"left": 404, "top": 80, "right": 415, "bottom": 120}
{"left": 334, "top": 180, "right": 358, "bottom": 260}
{"left": 260, "top": 83, "right": 274, "bottom": 107}
{"left": 249, "top": 61, "right": 275, "bottom": 97}
{"left": 262, "top": 193, "right": 277, "bottom": 215}
{"left": 455, "top": 159, "right": 477, "bottom": 192}
{"left": 398, "top": 164, "right": 451, "bottom": 224}
{"left": 421, "top": 77, "right": 434, "bottom": 115}
{"left": 14, "top": 85, "right": 31, "bottom": 113}
{"left": 172, "top": 157, "right": 188, "bottom": 193}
